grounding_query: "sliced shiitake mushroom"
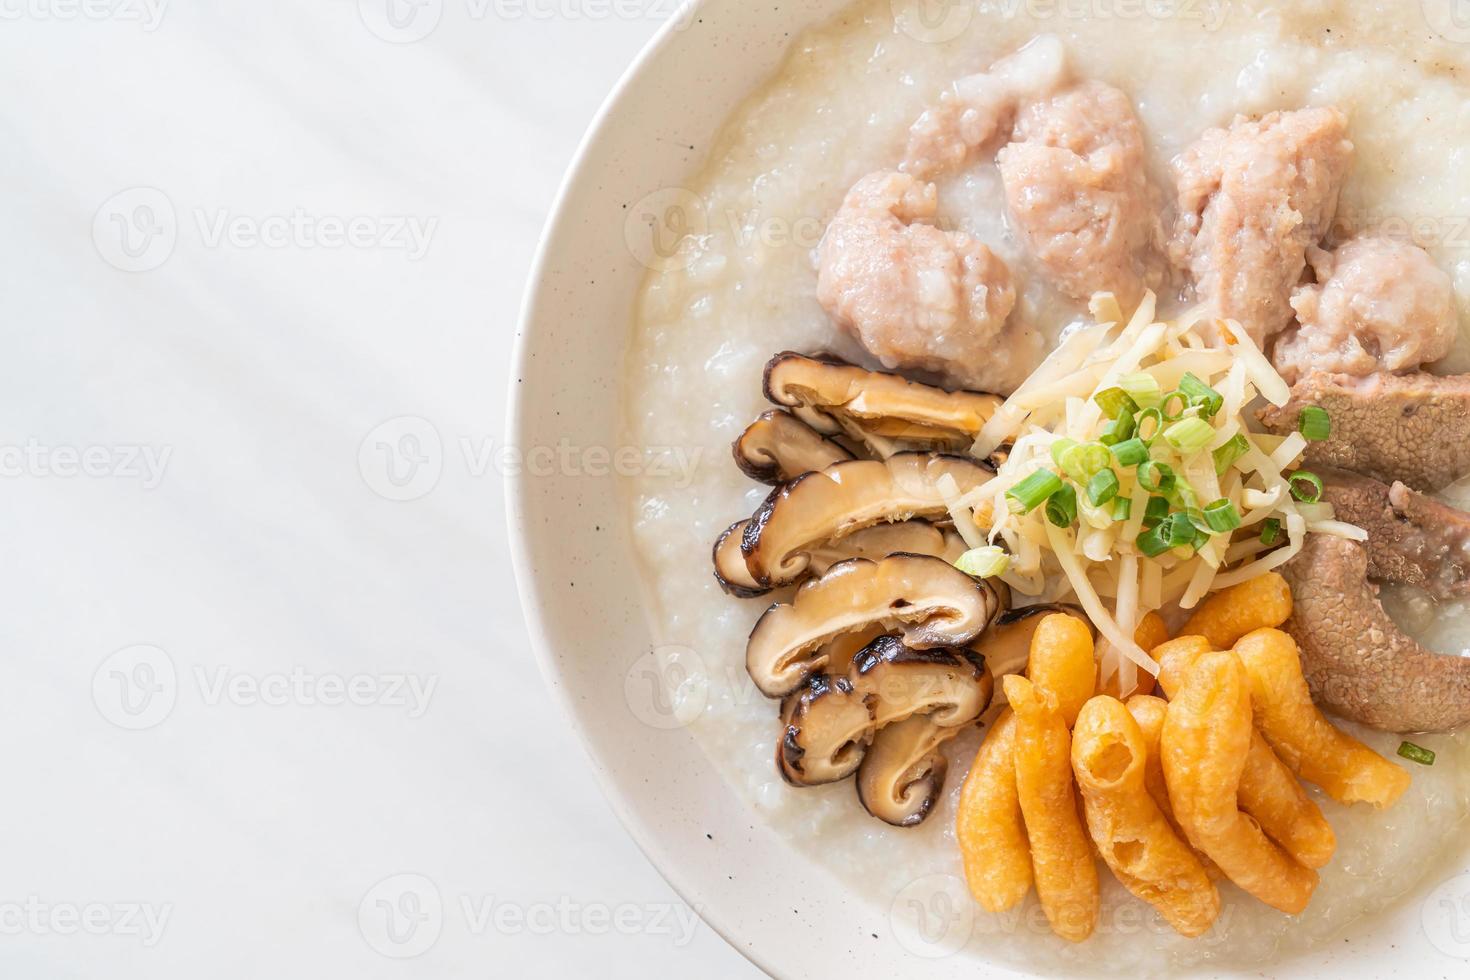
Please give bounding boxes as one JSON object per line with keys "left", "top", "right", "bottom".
{"left": 777, "top": 674, "right": 873, "bottom": 786}
{"left": 746, "top": 553, "right": 1005, "bottom": 697}
{"left": 851, "top": 634, "right": 994, "bottom": 729}
{"left": 973, "top": 603, "right": 1093, "bottom": 682}
{"left": 716, "top": 518, "right": 964, "bottom": 599}
{"left": 741, "top": 452, "right": 994, "bottom": 588}
{"left": 763, "top": 351, "right": 1002, "bottom": 453}
{"left": 732, "top": 409, "right": 855, "bottom": 485}
{"left": 855, "top": 715, "right": 954, "bottom": 827}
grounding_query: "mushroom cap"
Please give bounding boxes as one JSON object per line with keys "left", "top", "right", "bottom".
{"left": 851, "top": 634, "right": 994, "bottom": 729}
{"left": 855, "top": 714, "right": 956, "bottom": 827}
{"left": 1282, "top": 533, "right": 1470, "bottom": 732}
{"left": 763, "top": 351, "right": 1002, "bottom": 450}
{"left": 741, "top": 452, "right": 994, "bottom": 587}
{"left": 731, "top": 409, "right": 855, "bottom": 485}
{"left": 777, "top": 674, "right": 873, "bottom": 786}
{"left": 746, "top": 553, "right": 1005, "bottom": 698}
{"left": 712, "top": 519, "right": 770, "bottom": 598}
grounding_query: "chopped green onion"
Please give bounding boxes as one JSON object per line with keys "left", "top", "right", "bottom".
{"left": 1159, "top": 391, "right": 1188, "bottom": 421}
{"left": 1299, "top": 406, "right": 1331, "bottom": 442}
{"left": 1087, "top": 468, "right": 1120, "bottom": 506}
{"left": 1060, "top": 442, "right": 1111, "bottom": 483}
{"left": 1163, "top": 417, "right": 1215, "bottom": 454}
{"left": 1203, "top": 499, "right": 1242, "bottom": 532}
{"left": 1006, "top": 470, "right": 1064, "bottom": 515}
{"left": 1094, "top": 387, "right": 1138, "bottom": 419}
{"left": 1168, "top": 478, "right": 1200, "bottom": 513}
{"left": 1118, "top": 372, "right": 1163, "bottom": 409}
{"left": 1049, "top": 437, "right": 1078, "bottom": 468}
{"left": 1260, "top": 517, "right": 1282, "bottom": 546}
{"left": 1289, "top": 470, "right": 1324, "bottom": 503}
{"left": 1110, "top": 438, "right": 1149, "bottom": 467}
{"left": 1398, "top": 741, "right": 1436, "bottom": 766}
{"left": 1135, "top": 407, "right": 1164, "bottom": 444}
{"left": 1135, "top": 522, "right": 1173, "bottom": 558}
{"left": 1098, "top": 409, "right": 1136, "bottom": 446}
{"left": 1162, "top": 512, "right": 1197, "bottom": 548}
{"left": 1045, "top": 483, "right": 1078, "bottom": 528}
{"left": 1137, "top": 460, "right": 1176, "bottom": 494}
{"left": 1178, "top": 372, "right": 1224, "bottom": 418}
{"left": 956, "top": 546, "right": 1010, "bottom": 579}
{"left": 1143, "top": 495, "right": 1170, "bottom": 528}
{"left": 1111, "top": 497, "right": 1132, "bottom": 521}
{"left": 1213, "top": 433, "right": 1250, "bottom": 476}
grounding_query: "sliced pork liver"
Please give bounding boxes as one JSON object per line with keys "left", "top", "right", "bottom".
{"left": 1259, "top": 371, "right": 1470, "bottom": 491}
{"left": 1281, "top": 534, "right": 1470, "bottom": 732}
{"left": 1319, "top": 468, "right": 1470, "bottom": 600}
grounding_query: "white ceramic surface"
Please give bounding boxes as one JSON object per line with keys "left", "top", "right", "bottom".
{"left": 1, "top": 5, "right": 752, "bottom": 977}
{"left": 510, "top": 1, "right": 1470, "bottom": 977}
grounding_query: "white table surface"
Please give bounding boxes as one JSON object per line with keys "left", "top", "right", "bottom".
{"left": 0, "top": 3, "right": 760, "bottom": 976}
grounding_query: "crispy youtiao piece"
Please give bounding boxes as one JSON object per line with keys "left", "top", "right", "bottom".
{"left": 1099, "top": 611, "right": 1169, "bottom": 699}
{"left": 1125, "top": 695, "right": 1180, "bottom": 830}
{"left": 1234, "top": 628, "right": 1411, "bottom": 809}
{"left": 1152, "top": 637, "right": 1335, "bottom": 868}
{"left": 956, "top": 712, "right": 1031, "bottom": 911}
{"left": 1073, "top": 696, "right": 1219, "bottom": 937}
{"left": 1180, "top": 573, "right": 1292, "bottom": 649}
{"left": 1028, "top": 613, "right": 1097, "bottom": 726}
{"left": 1006, "top": 675, "right": 1099, "bottom": 942}
{"left": 1162, "top": 652, "right": 1318, "bottom": 914}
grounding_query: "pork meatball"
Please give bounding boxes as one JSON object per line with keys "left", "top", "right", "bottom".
{"left": 816, "top": 171, "right": 1024, "bottom": 392}
{"left": 997, "top": 80, "right": 1166, "bottom": 308}
{"left": 1170, "top": 107, "right": 1354, "bottom": 345}
{"left": 1271, "top": 237, "right": 1457, "bottom": 384}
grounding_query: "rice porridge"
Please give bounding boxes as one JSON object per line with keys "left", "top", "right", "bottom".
{"left": 622, "top": 1, "right": 1470, "bottom": 972}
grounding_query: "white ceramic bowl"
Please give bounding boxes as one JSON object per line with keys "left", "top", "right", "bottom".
{"left": 507, "top": 3, "right": 1469, "bottom": 975}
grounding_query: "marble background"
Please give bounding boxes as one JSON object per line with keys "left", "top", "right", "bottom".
{"left": 0, "top": 2, "right": 758, "bottom": 976}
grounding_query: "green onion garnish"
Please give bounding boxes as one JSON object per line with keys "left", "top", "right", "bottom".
{"left": 1203, "top": 499, "right": 1242, "bottom": 533}
{"left": 1110, "top": 438, "right": 1149, "bottom": 468}
{"left": 1060, "top": 442, "right": 1111, "bottom": 484}
{"left": 1049, "top": 437, "right": 1078, "bottom": 468}
{"left": 1094, "top": 387, "right": 1138, "bottom": 419}
{"left": 1099, "top": 409, "right": 1136, "bottom": 446}
{"left": 1135, "top": 522, "right": 1173, "bottom": 558}
{"left": 1299, "top": 406, "right": 1331, "bottom": 442}
{"left": 1007, "top": 469, "right": 1065, "bottom": 515}
{"left": 1087, "top": 468, "right": 1120, "bottom": 506}
{"left": 1260, "top": 517, "right": 1282, "bottom": 546}
{"left": 1398, "top": 741, "right": 1436, "bottom": 766}
{"left": 956, "top": 546, "right": 1010, "bottom": 579}
{"left": 1143, "top": 495, "right": 1170, "bottom": 528}
{"left": 1118, "top": 372, "right": 1163, "bottom": 409}
{"left": 1045, "top": 483, "right": 1078, "bottom": 528}
{"left": 1178, "top": 372, "right": 1224, "bottom": 418}
{"left": 1159, "top": 391, "right": 1188, "bottom": 421}
{"left": 1212, "top": 433, "right": 1250, "bottom": 476}
{"left": 1163, "top": 417, "right": 1215, "bottom": 454}
{"left": 1135, "top": 407, "right": 1164, "bottom": 444}
{"left": 1111, "top": 497, "right": 1132, "bottom": 521}
{"left": 1162, "top": 512, "right": 1197, "bottom": 548}
{"left": 1289, "top": 470, "right": 1324, "bottom": 503}
{"left": 1137, "top": 460, "right": 1176, "bottom": 494}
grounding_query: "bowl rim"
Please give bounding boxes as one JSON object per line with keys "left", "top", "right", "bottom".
{"left": 505, "top": 3, "right": 776, "bottom": 975}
